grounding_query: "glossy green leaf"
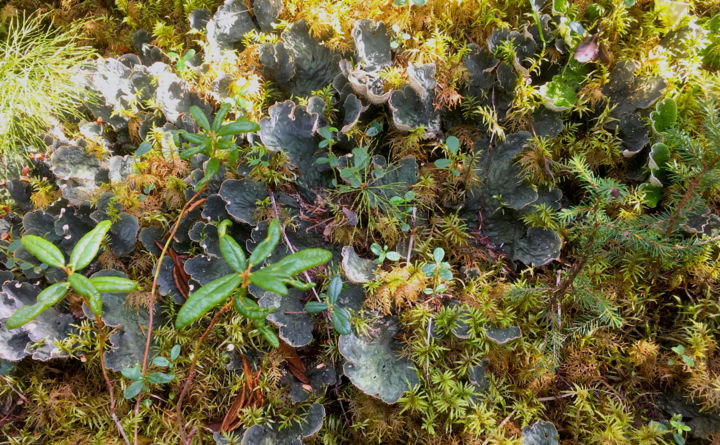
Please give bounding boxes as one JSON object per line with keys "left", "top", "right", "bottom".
{"left": 218, "top": 120, "right": 260, "bottom": 136}
{"left": 327, "top": 275, "right": 342, "bottom": 304}
{"left": 219, "top": 234, "right": 247, "bottom": 273}
{"left": 257, "top": 324, "right": 280, "bottom": 348}
{"left": 190, "top": 105, "right": 211, "bottom": 131}
{"left": 6, "top": 303, "right": 46, "bottom": 329}
{"left": 249, "top": 219, "right": 281, "bottom": 266}
{"left": 20, "top": 235, "right": 65, "bottom": 268}
{"left": 180, "top": 143, "right": 208, "bottom": 159}
{"left": 332, "top": 307, "right": 352, "bottom": 335}
{"left": 88, "top": 276, "right": 138, "bottom": 293}
{"left": 305, "top": 301, "right": 329, "bottom": 313}
{"left": 36, "top": 282, "right": 71, "bottom": 306}
{"left": 175, "top": 273, "right": 242, "bottom": 329}
{"left": 234, "top": 296, "right": 268, "bottom": 320}
{"left": 68, "top": 220, "right": 112, "bottom": 271}
{"left": 124, "top": 380, "right": 145, "bottom": 399}
{"left": 213, "top": 103, "right": 231, "bottom": 132}
{"left": 68, "top": 273, "right": 102, "bottom": 315}
{"left": 268, "top": 248, "right": 332, "bottom": 277}
{"left": 249, "top": 269, "right": 288, "bottom": 295}
{"left": 180, "top": 131, "right": 207, "bottom": 145}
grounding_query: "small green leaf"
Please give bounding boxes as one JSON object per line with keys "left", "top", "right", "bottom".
{"left": 135, "top": 141, "right": 152, "bottom": 156}
{"left": 175, "top": 274, "right": 242, "bottom": 329}
{"left": 219, "top": 234, "right": 247, "bottom": 273}
{"left": 650, "top": 97, "right": 677, "bottom": 133}
{"left": 445, "top": 136, "right": 460, "bottom": 154}
{"left": 122, "top": 365, "right": 143, "bottom": 381}
{"left": 257, "top": 324, "right": 280, "bottom": 348}
{"left": 249, "top": 219, "right": 281, "bottom": 266}
{"left": 152, "top": 356, "right": 170, "bottom": 367}
{"left": 385, "top": 251, "right": 401, "bottom": 261}
{"left": 433, "top": 247, "right": 445, "bottom": 264}
{"left": 88, "top": 276, "right": 138, "bottom": 293}
{"left": 20, "top": 235, "right": 65, "bottom": 268}
{"left": 332, "top": 307, "right": 352, "bottom": 335}
{"left": 212, "top": 103, "right": 231, "bottom": 132}
{"left": 266, "top": 248, "right": 332, "bottom": 276}
{"left": 68, "top": 220, "right": 112, "bottom": 271}
{"left": 370, "top": 243, "right": 383, "bottom": 256}
{"left": 434, "top": 158, "right": 451, "bottom": 169}
{"left": 305, "top": 301, "right": 329, "bottom": 313}
{"left": 124, "top": 380, "right": 145, "bottom": 399}
{"left": 249, "top": 269, "right": 288, "bottom": 295}
{"left": 180, "top": 131, "right": 207, "bottom": 145}
{"left": 218, "top": 120, "right": 260, "bottom": 136}
{"left": 170, "top": 345, "right": 181, "bottom": 361}
{"left": 147, "top": 372, "right": 174, "bottom": 384}
{"left": 6, "top": 303, "right": 46, "bottom": 330}
{"left": 190, "top": 106, "right": 211, "bottom": 131}
{"left": 68, "top": 273, "right": 102, "bottom": 316}
{"left": 327, "top": 275, "right": 343, "bottom": 304}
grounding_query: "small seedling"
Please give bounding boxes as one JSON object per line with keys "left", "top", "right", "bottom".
{"left": 304, "top": 275, "right": 352, "bottom": 335}
{"left": 123, "top": 344, "right": 181, "bottom": 400}
{"left": 421, "top": 248, "right": 452, "bottom": 295}
{"left": 371, "top": 243, "right": 401, "bottom": 264}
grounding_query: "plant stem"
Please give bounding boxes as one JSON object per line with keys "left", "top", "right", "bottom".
{"left": 176, "top": 302, "right": 232, "bottom": 444}
{"left": 90, "top": 310, "right": 131, "bottom": 445}
{"left": 133, "top": 188, "right": 205, "bottom": 444}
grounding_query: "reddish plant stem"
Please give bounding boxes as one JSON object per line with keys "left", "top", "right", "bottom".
{"left": 133, "top": 189, "right": 205, "bottom": 444}
{"left": 89, "top": 309, "right": 131, "bottom": 445}
{"left": 176, "top": 302, "right": 232, "bottom": 444}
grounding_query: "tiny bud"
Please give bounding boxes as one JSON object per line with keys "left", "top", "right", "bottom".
{"left": 610, "top": 188, "right": 620, "bottom": 198}
{"left": 316, "top": 363, "right": 326, "bottom": 370}
{"left": 302, "top": 384, "right": 313, "bottom": 392}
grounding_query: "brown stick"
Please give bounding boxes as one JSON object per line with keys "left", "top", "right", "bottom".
{"left": 176, "top": 302, "right": 232, "bottom": 443}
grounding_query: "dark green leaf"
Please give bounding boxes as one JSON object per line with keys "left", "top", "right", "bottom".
{"left": 249, "top": 269, "right": 288, "bottom": 295}
{"left": 257, "top": 324, "right": 280, "bottom": 348}
{"left": 88, "top": 276, "right": 138, "bottom": 293}
{"left": 190, "top": 106, "right": 211, "bottom": 131}
{"left": 218, "top": 120, "right": 260, "bottom": 136}
{"left": 180, "top": 131, "right": 207, "bottom": 144}
{"left": 180, "top": 143, "right": 208, "bottom": 159}
{"left": 5, "top": 303, "right": 46, "bottom": 330}
{"left": 20, "top": 235, "right": 65, "bottom": 268}
{"left": 36, "top": 282, "right": 71, "bottom": 307}
{"left": 234, "top": 296, "right": 268, "bottom": 320}
{"left": 68, "top": 273, "right": 102, "bottom": 315}
{"left": 267, "top": 248, "right": 332, "bottom": 276}
{"left": 213, "top": 103, "right": 231, "bottom": 132}
{"left": 68, "top": 220, "right": 112, "bottom": 271}
{"left": 249, "top": 219, "right": 281, "bottom": 266}
{"left": 327, "top": 275, "right": 342, "bottom": 304}
{"left": 219, "top": 234, "right": 247, "bottom": 273}
{"left": 332, "top": 307, "right": 352, "bottom": 335}
{"left": 305, "top": 301, "right": 329, "bottom": 313}
{"left": 175, "top": 274, "right": 242, "bottom": 329}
